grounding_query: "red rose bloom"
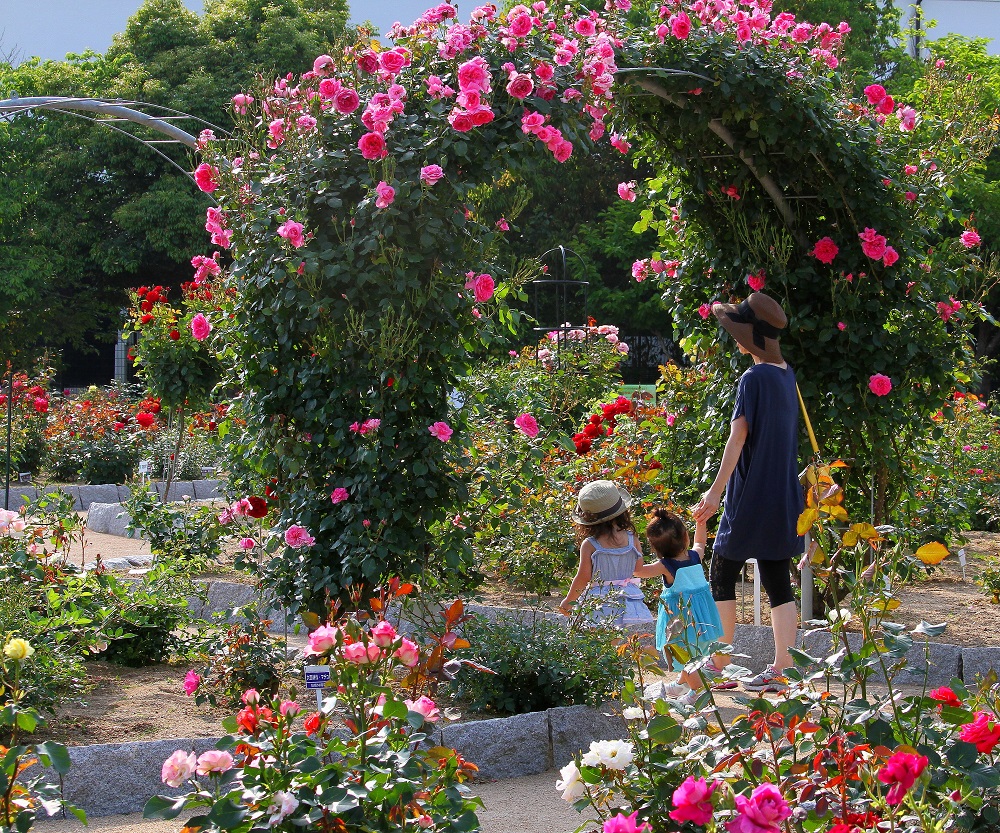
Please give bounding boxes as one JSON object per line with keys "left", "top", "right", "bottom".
{"left": 304, "top": 712, "right": 322, "bottom": 736}
{"left": 236, "top": 706, "right": 258, "bottom": 734}
{"left": 169, "top": 330, "right": 180, "bottom": 341}
{"left": 135, "top": 411, "right": 155, "bottom": 428}
{"left": 930, "top": 686, "right": 962, "bottom": 707}
{"left": 246, "top": 496, "right": 268, "bottom": 518}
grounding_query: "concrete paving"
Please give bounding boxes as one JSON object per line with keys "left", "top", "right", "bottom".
{"left": 32, "top": 770, "right": 596, "bottom": 833}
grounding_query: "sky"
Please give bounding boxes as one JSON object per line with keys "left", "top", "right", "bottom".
{"left": 0, "top": 0, "right": 440, "bottom": 64}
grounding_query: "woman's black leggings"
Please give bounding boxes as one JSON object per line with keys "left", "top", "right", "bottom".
{"left": 710, "top": 555, "right": 796, "bottom": 608}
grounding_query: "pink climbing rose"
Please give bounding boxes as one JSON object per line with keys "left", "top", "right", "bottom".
{"left": 618, "top": 181, "right": 637, "bottom": 202}
{"left": 882, "top": 246, "right": 899, "bottom": 267}
{"left": 466, "top": 272, "right": 495, "bottom": 302}
{"left": 420, "top": 164, "right": 444, "bottom": 185}
{"left": 277, "top": 219, "right": 305, "bottom": 248}
{"left": 428, "top": 421, "right": 454, "bottom": 442}
{"left": 859, "top": 228, "right": 888, "bottom": 261}
{"left": 331, "top": 487, "right": 349, "bottom": 504}
{"left": 811, "top": 237, "right": 839, "bottom": 264}
{"left": 375, "top": 181, "right": 395, "bottom": 209}
{"left": 358, "top": 132, "right": 388, "bottom": 160}
{"left": 190, "top": 313, "right": 212, "bottom": 341}
{"left": 961, "top": 229, "right": 981, "bottom": 248}
{"left": 284, "top": 525, "right": 315, "bottom": 548}
{"left": 747, "top": 271, "right": 766, "bottom": 292}
{"left": 670, "top": 12, "right": 692, "bottom": 39}
{"left": 868, "top": 374, "right": 892, "bottom": 396}
{"left": 514, "top": 413, "right": 540, "bottom": 438}
{"left": 698, "top": 303, "right": 712, "bottom": 319}
{"left": 194, "top": 163, "right": 220, "bottom": 193}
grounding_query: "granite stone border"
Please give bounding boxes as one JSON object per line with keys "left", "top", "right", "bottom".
{"left": 2, "top": 479, "right": 223, "bottom": 514}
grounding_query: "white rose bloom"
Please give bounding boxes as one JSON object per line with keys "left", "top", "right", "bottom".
{"left": 267, "top": 790, "right": 299, "bottom": 826}
{"left": 581, "top": 739, "right": 635, "bottom": 771}
{"left": 622, "top": 707, "right": 646, "bottom": 721}
{"left": 555, "top": 761, "right": 587, "bottom": 802}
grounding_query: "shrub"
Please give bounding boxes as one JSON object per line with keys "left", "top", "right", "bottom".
{"left": 124, "top": 483, "right": 225, "bottom": 564}
{"left": 451, "top": 613, "right": 629, "bottom": 715}
{"left": 0, "top": 368, "right": 52, "bottom": 477}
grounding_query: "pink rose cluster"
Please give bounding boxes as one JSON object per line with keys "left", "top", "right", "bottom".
{"left": 161, "top": 749, "right": 234, "bottom": 788}
{"left": 858, "top": 227, "right": 898, "bottom": 266}
{"left": 937, "top": 297, "right": 961, "bottom": 323}
{"left": 351, "top": 418, "right": 381, "bottom": 435}
{"left": 191, "top": 252, "right": 221, "bottom": 284}
{"left": 204, "top": 205, "right": 232, "bottom": 249}
{"left": 304, "top": 620, "right": 422, "bottom": 671}
{"left": 521, "top": 110, "right": 574, "bottom": 163}
{"left": 863, "top": 84, "right": 918, "bottom": 130}
{"left": 449, "top": 56, "right": 496, "bottom": 133}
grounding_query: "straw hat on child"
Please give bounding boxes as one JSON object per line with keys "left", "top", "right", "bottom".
{"left": 572, "top": 480, "right": 632, "bottom": 526}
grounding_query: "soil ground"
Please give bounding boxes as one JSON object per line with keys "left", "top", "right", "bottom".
{"left": 39, "top": 525, "right": 1000, "bottom": 747}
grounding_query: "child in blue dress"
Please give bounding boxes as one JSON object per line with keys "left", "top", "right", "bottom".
{"left": 558, "top": 480, "right": 654, "bottom": 626}
{"left": 636, "top": 507, "right": 724, "bottom": 705}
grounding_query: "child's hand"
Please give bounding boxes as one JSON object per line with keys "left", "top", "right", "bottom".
{"left": 558, "top": 598, "right": 573, "bottom": 616}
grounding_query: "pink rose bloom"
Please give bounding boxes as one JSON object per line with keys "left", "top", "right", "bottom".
{"left": 506, "top": 73, "right": 535, "bottom": 99}
{"left": 405, "top": 695, "right": 440, "bottom": 723}
{"left": 877, "top": 751, "right": 928, "bottom": 805}
{"left": 876, "top": 94, "right": 896, "bottom": 115}
{"left": 183, "top": 670, "right": 201, "bottom": 696}
{"left": 898, "top": 105, "right": 917, "bottom": 131}
{"left": 508, "top": 12, "right": 533, "bottom": 37}
{"left": 670, "top": 776, "right": 718, "bottom": 825}
{"left": 811, "top": 236, "right": 839, "bottom": 264}
{"left": 514, "top": 413, "right": 540, "bottom": 438}
{"left": 194, "top": 163, "right": 220, "bottom": 193}
{"left": 190, "top": 313, "right": 212, "bottom": 341}
{"left": 331, "top": 487, "right": 349, "bottom": 505}
{"left": 960, "top": 711, "right": 1000, "bottom": 752}
{"left": 370, "top": 620, "right": 398, "bottom": 648}
{"left": 882, "top": 246, "right": 899, "bottom": 267}
{"left": 428, "top": 421, "right": 454, "bottom": 442}
{"left": 496, "top": 217, "right": 510, "bottom": 231}
{"left": 618, "top": 181, "right": 637, "bottom": 202}
{"left": 905, "top": 191, "right": 917, "bottom": 202}
{"left": 448, "top": 110, "right": 475, "bottom": 132}
{"left": 378, "top": 48, "right": 408, "bottom": 75}
{"left": 306, "top": 624, "right": 339, "bottom": 655}
{"left": 610, "top": 134, "right": 631, "bottom": 154}
{"left": 358, "top": 132, "right": 388, "bottom": 160}
{"left": 375, "top": 181, "right": 395, "bottom": 209}
{"left": 837, "top": 322, "right": 846, "bottom": 331}
{"left": 333, "top": 88, "right": 361, "bottom": 114}
{"left": 604, "top": 812, "right": 651, "bottom": 833}
{"left": 196, "top": 750, "right": 234, "bottom": 776}
{"left": 552, "top": 140, "right": 573, "bottom": 163}
{"left": 267, "top": 119, "right": 285, "bottom": 148}
{"left": 747, "top": 271, "right": 766, "bottom": 292}
{"left": 161, "top": 750, "right": 196, "bottom": 788}
{"left": 859, "top": 228, "right": 888, "bottom": 260}
{"left": 864, "top": 83, "right": 887, "bottom": 105}
{"left": 471, "top": 273, "right": 495, "bottom": 302}
{"left": 725, "top": 783, "right": 791, "bottom": 833}
{"left": 284, "top": 524, "right": 315, "bottom": 548}
{"left": 313, "top": 54, "right": 334, "bottom": 75}
{"left": 296, "top": 115, "right": 317, "bottom": 132}
{"left": 277, "top": 219, "right": 306, "bottom": 248}
{"left": 239, "top": 537, "right": 256, "bottom": 550}
{"left": 574, "top": 17, "right": 597, "bottom": 36}
{"left": 394, "top": 638, "right": 420, "bottom": 667}
{"left": 420, "top": 164, "right": 444, "bottom": 185}
{"left": 698, "top": 303, "right": 712, "bottom": 319}
{"left": 670, "top": 12, "right": 692, "bottom": 39}
{"left": 457, "top": 57, "right": 491, "bottom": 93}
{"left": 904, "top": 164, "right": 918, "bottom": 175}
{"left": 868, "top": 373, "right": 892, "bottom": 396}
{"left": 961, "top": 229, "right": 981, "bottom": 248}
{"left": 343, "top": 642, "right": 380, "bottom": 664}
{"left": 521, "top": 111, "right": 546, "bottom": 135}
{"left": 279, "top": 700, "right": 299, "bottom": 717}
{"left": 231, "top": 93, "right": 254, "bottom": 114}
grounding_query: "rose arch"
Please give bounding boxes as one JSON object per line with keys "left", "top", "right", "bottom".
{"left": 174, "top": 1, "right": 987, "bottom": 613}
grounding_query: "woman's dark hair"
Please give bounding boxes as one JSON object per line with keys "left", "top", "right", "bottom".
{"left": 645, "top": 507, "right": 688, "bottom": 559}
{"left": 573, "top": 510, "right": 636, "bottom": 546}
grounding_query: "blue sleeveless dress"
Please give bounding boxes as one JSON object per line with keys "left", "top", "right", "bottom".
{"left": 655, "top": 549, "right": 724, "bottom": 670}
{"left": 584, "top": 532, "right": 654, "bottom": 625}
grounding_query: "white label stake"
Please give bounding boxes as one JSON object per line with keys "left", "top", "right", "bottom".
{"left": 958, "top": 548, "right": 967, "bottom": 581}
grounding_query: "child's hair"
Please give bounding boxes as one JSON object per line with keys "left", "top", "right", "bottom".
{"left": 645, "top": 508, "right": 688, "bottom": 559}
{"left": 573, "top": 510, "right": 636, "bottom": 546}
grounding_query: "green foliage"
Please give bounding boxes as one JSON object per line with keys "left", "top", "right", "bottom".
{"left": 0, "top": 0, "right": 349, "bottom": 364}
{"left": 452, "top": 613, "right": 630, "bottom": 715}
{"left": 978, "top": 566, "right": 1000, "bottom": 603}
{"left": 187, "top": 605, "right": 289, "bottom": 708}
{"left": 124, "top": 482, "right": 225, "bottom": 563}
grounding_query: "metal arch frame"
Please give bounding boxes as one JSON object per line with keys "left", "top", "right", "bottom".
{"left": 0, "top": 95, "right": 232, "bottom": 186}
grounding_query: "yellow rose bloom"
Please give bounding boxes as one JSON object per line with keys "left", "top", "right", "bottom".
{"left": 3, "top": 638, "right": 34, "bottom": 661}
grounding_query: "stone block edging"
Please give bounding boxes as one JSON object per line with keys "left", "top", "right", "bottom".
{"left": 4, "top": 479, "right": 222, "bottom": 514}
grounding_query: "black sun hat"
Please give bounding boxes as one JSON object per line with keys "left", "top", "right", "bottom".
{"left": 711, "top": 292, "right": 787, "bottom": 364}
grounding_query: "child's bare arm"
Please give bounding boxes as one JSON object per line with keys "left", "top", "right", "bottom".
{"left": 633, "top": 558, "right": 668, "bottom": 579}
{"left": 693, "top": 416, "right": 748, "bottom": 522}
{"left": 559, "top": 542, "right": 594, "bottom": 614}
{"left": 692, "top": 518, "right": 708, "bottom": 554}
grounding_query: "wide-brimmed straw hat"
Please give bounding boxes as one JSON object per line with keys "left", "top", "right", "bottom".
{"left": 712, "top": 292, "right": 787, "bottom": 364}
{"left": 572, "top": 480, "right": 632, "bottom": 525}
